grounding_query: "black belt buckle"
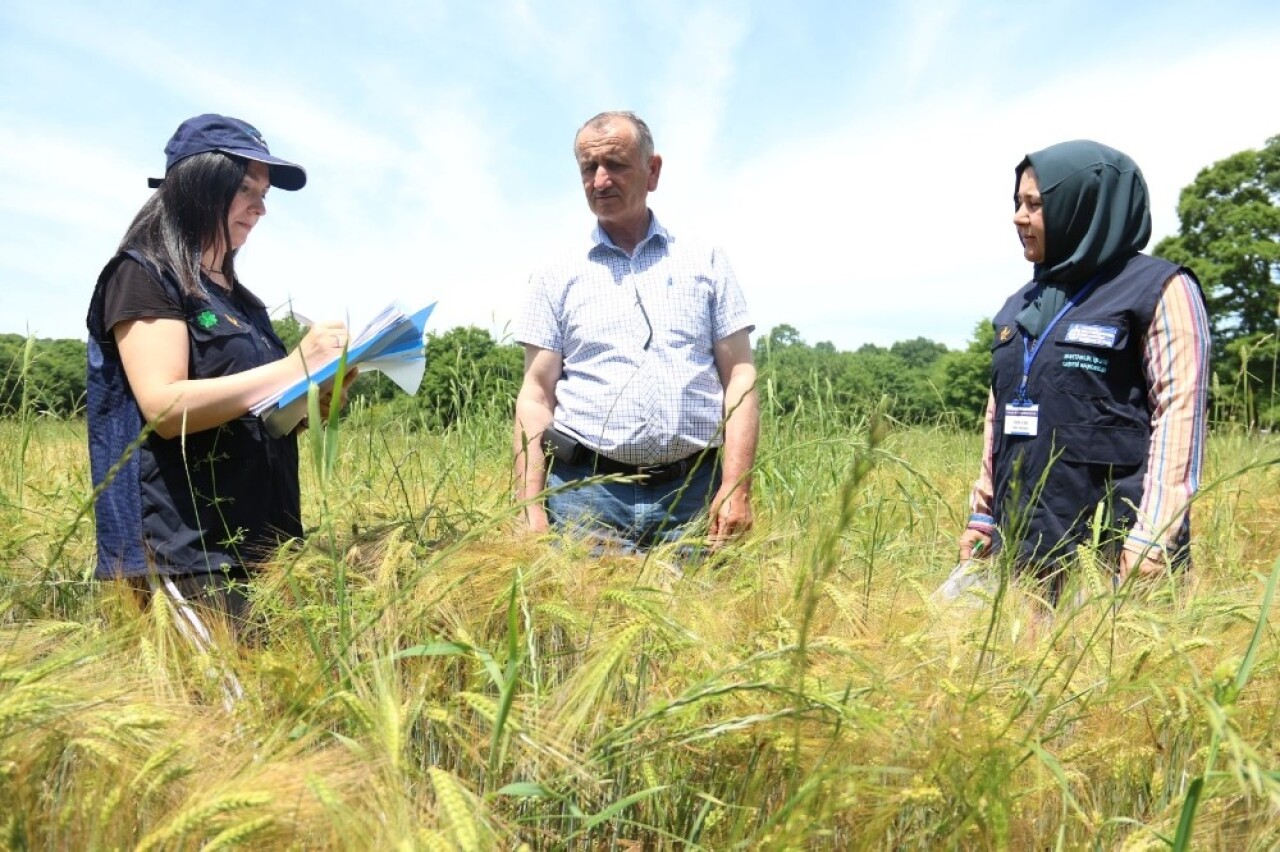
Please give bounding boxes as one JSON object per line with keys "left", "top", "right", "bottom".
{"left": 636, "top": 458, "right": 687, "bottom": 485}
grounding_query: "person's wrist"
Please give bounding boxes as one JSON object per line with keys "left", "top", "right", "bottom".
{"left": 966, "top": 513, "right": 995, "bottom": 535}
{"left": 1123, "top": 534, "right": 1163, "bottom": 558}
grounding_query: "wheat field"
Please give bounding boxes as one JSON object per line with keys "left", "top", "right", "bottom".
{"left": 1, "top": 400, "right": 1278, "bottom": 850}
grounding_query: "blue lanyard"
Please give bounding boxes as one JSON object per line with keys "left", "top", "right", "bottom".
{"left": 1017, "top": 276, "right": 1100, "bottom": 401}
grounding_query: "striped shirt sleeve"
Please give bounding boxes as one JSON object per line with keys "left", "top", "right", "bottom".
{"left": 967, "top": 389, "right": 997, "bottom": 532}
{"left": 1126, "top": 270, "right": 1211, "bottom": 555}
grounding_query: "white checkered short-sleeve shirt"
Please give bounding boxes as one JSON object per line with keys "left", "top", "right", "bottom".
{"left": 514, "top": 213, "right": 753, "bottom": 466}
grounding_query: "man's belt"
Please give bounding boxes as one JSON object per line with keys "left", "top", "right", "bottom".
{"left": 580, "top": 446, "right": 719, "bottom": 485}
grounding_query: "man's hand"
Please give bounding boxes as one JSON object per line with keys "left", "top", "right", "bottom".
{"left": 513, "top": 345, "right": 561, "bottom": 535}
{"left": 708, "top": 483, "right": 752, "bottom": 550}
{"left": 1119, "top": 547, "right": 1166, "bottom": 582}
{"left": 520, "top": 502, "right": 550, "bottom": 535}
{"left": 710, "top": 329, "right": 758, "bottom": 552}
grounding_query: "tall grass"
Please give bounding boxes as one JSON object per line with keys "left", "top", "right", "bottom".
{"left": 1, "top": 385, "right": 1279, "bottom": 848}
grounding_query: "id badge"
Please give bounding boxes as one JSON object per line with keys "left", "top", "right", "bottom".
{"left": 1004, "top": 402, "right": 1039, "bottom": 437}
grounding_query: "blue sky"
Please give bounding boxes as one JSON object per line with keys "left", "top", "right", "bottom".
{"left": 2, "top": 0, "right": 1278, "bottom": 350}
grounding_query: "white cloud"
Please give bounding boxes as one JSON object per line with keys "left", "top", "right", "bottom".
{"left": 898, "top": 0, "right": 964, "bottom": 91}
{"left": 650, "top": 5, "right": 748, "bottom": 199}
{"left": 694, "top": 35, "right": 1280, "bottom": 349}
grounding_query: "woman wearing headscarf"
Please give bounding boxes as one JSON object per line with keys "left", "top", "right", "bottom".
{"left": 957, "top": 140, "right": 1211, "bottom": 595}
{"left": 86, "top": 114, "right": 353, "bottom": 636}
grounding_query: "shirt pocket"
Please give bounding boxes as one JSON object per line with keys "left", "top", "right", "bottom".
{"left": 1046, "top": 316, "right": 1131, "bottom": 398}
{"left": 186, "top": 308, "right": 260, "bottom": 378}
{"left": 651, "top": 274, "right": 714, "bottom": 350}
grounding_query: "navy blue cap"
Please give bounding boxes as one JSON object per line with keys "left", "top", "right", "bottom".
{"left": 147, "top": 114, "right": 307, "bottom": 191}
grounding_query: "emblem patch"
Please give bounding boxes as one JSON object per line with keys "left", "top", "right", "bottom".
{"left": 998, "top": 326, "right": 1014, "bottom": 342}
{"left": 196, "top": 310, "right": 218, "bottom": 329}
{"left": 1064, "top": 323, "right": 1119, "bottom": 348}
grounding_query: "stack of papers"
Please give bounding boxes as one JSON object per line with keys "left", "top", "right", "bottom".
{"left": 252, "top": 301, "right": 436, "bottom": 437}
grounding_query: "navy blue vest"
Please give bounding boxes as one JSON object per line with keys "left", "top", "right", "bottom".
{"left": 988, "top": 253, "right": 1190, "bottom": 571}
{"left": 86, "top": 251, "right": 302, "bottom": 579}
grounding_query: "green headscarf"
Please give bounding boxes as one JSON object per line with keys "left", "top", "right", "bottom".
{"left": 1013, "top": 139, "right": 1152, "bottom": 338}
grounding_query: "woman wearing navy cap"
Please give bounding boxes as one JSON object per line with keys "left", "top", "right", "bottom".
{"left": 86, "top": 114, "right": 351, "bottom": 637}
{"left": 956, "top": 140, "right": 1211, "bottom": 601}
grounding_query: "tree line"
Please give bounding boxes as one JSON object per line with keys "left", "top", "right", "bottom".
{"left": 4, "top": 134, "right": 1277, "bottom": 427}
{"left": 0, "top": 321, "right": 988, "bottom": 427}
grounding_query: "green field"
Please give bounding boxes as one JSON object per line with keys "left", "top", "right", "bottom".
{"left": 2, "top": 402, "right": 1278, "bottom": 850}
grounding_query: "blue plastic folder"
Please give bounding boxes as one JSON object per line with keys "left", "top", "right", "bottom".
{"left": 252, "top": 301, "right": 436, "bottom": 437}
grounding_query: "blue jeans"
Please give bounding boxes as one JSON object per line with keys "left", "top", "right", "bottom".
{"left": 546, "top": 456, "right": 720, "bottom": 553}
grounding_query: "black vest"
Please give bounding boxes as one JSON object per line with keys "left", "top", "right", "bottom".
{"left": 86, "top": 251, "right": 302, "bottom": 579}
{"left": 988, "top": 253, "right": 1189, "bottom": 570}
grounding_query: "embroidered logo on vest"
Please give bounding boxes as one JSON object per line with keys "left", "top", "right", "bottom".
{"left": 1061, "top": 352, "right": 1109, "bottom": 373}
{"left": 196, "top": 310, "right": 218, "bottom": 329}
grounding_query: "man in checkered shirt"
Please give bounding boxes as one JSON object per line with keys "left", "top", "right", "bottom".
{"left": 512, "top": 110, "right": 759, "bottom": 552}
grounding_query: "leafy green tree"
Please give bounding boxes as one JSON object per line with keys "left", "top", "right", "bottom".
{"left": 766, "top": 323, "right": 805, "bottom": 349}
{"left": 1155, "top": 134, "right": 1279, "bottom": 342}
{"left": 838, "top": 344, "right": 946, "bottom": 422}
{"left": 270, "top": 316, "right": 307, "bottom": 353}
{"left": 754, "top": 323, "right": 985, "bottom": 423}
{"left": 0, "top": 334, "right": 87, "bottom": 416}
{"left": 415, "top": 326, "right": 522, "bottom": 428}
{"left": 0, "top": 319, "right": 1002, "bottom": 428}
{"left": 889, "top": 337, "right": 948, "bottom": 371}
{"left": 837, "top": 344, "right": 897, "bottom": 402}
{"left": 932, "top": 318, "right": 993, "bottom": 428}
{"left": 1155, "top": 134, "right": 1280, "bottom": 425}
{"left": 755, "top": 324, "right": 822, "bottom": 413}
{"left": 755, "top": 325, "right": 872, "bottom": 415}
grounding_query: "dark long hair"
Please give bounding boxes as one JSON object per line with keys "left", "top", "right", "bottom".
{"left": 118, "top": 151, "right": 248, "bottom": 297}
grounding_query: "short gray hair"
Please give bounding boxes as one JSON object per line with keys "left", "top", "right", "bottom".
{"left": 575, "top": 111, "right": 655, "bottom": 160}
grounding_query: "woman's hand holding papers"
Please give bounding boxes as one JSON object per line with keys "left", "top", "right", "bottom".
{"left": 294, "top": 320, "right": 351, "bottom": 375}
{"left": 254, "top": 302, "right": 435, "bottom": 437}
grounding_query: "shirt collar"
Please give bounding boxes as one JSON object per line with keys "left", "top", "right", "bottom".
{"left": 589, "top": 211, "right": 671, "bottom": 256}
